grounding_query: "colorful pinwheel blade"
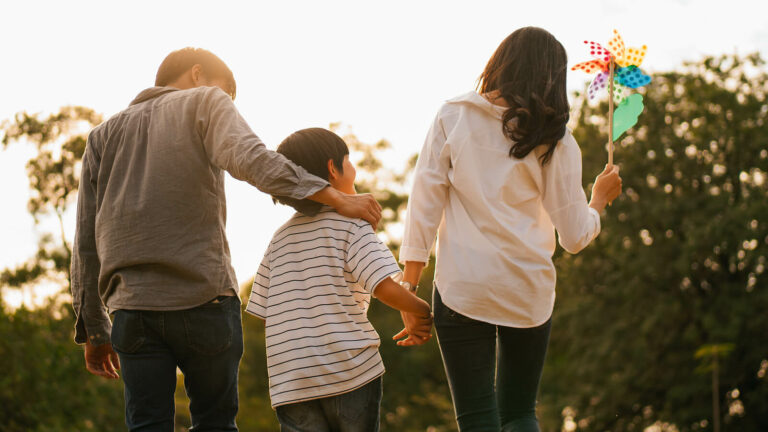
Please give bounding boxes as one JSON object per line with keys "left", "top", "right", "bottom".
{"left": 613, "top": 94, "right": 644, "bottom": 140}
{"left": 613, "top": 83, "right": 628, "bottom": 105}
{"left": 615, "top": 66, "right": 652, "bottom": 88}
{"left": 618, "top": 45, "right": 647, "bottom": 68}
{"left": 571, "top": 59, "right": 608, "bottom": 74}
{"left": 588, "top": 71, "right": 610, "bottom": 100}
{"left": 584, "top": 40, "right": 612, "bottom": 63}
{"left": 606, "top": 29, "right": 626, "bottom": 64}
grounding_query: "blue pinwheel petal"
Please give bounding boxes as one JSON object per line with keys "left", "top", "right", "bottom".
{"left": 615, "top": 65, "right": 652, "bottom": 89}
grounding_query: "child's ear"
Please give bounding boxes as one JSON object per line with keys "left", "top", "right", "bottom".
{"left": 327, "top": 159, "right": 338, "bottom": 180}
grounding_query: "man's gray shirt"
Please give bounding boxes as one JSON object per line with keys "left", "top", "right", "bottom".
{"left": 70, "top": 86, "right": 329, "bottom": 345}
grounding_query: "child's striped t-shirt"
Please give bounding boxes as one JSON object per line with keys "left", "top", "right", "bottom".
{"left": 245, "top": 208, "right": 402, "bottom": 407}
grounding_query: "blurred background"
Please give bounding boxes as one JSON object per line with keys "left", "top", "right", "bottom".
{"left": 1, "top": 1, "right": 766, "bottom": 431}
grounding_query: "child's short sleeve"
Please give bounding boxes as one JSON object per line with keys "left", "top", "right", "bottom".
{"left": 345, "top": 223, "right": 402, "bottom": 296}
{"left": 245, "top": 251, "right": 271, "bottom": 319}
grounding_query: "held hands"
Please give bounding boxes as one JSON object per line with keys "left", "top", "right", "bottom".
{"left": 589, "top": 164, "right": 623, "bottom": 212}
{"left": 373, "top": 277, "right": 433, "bottom": 346}
{"left": 393, "top": 310, "right": 433, "bottom": 346}
{"left": 84, "top": 339, "right": 120, "bottom": 379}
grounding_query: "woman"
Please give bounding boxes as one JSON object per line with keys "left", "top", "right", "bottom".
{"left": 396, "top": 27, "right": 623, "bottom": 431}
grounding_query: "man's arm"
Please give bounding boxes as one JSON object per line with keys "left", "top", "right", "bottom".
{"left": 197, "top": 88, "right": 381, "bottom": 227}
{"left": 71, "top": 137, "right": 120, "bottom": 379}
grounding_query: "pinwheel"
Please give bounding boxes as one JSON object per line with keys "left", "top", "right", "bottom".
{"left": 572, "top": 29, "right": 651, "bottom": 164}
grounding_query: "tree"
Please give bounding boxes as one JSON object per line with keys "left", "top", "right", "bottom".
{"left": 540, "top": 53, "right": 768, "bottom": 431}
{"left": 1, "top": 107, "right": 125, "bottom": 432}
{"left": 1, "top": 106, "right": 102, "bottom": 290}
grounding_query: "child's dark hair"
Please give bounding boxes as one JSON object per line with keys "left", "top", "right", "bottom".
{"left": 273, "top": 128, "right": 349, "bottom": 214}
{"left": 477, "top": 27, "right": 570, "bottom": 165}
{"left": 155, "top": 47, "right": 237, "bottom": 99}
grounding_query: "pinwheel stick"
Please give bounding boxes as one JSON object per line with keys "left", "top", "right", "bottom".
{"left": 608, "top": 58, "right": 615, "bottom": 166}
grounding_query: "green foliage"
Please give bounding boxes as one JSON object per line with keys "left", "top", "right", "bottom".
{"left": 0, "top": 107, "right": 124, "bottom": 431}
{"left": 541, "top": 53, "right": 768, "bottom": 431}
{"left": 0, "top": 302, "right": 124, "bottom": 432}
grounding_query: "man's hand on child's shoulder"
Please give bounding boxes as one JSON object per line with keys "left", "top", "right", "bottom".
{"left": 310, "top": 187, "right": 382, "bottom": 229}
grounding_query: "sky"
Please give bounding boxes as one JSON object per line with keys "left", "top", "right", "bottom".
{"left": 1, "top": 0, "right": 767, "bottom": 307}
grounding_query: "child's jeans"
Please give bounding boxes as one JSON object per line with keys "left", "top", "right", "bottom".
{"left": 275, "top": 376, "right": 383, "bottom": 432}
{"left": 433, "top": 287, "right": 551, "bottom": 432}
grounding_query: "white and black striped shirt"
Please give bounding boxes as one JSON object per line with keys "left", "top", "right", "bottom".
{"left": 246, "top": 208, "right": 401, "bottom": 407}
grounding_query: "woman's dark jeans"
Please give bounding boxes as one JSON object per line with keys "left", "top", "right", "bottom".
{"left": 111, "top": 295, "right": 243, "bottom": 432}
{"left": 433, "top": 287, "right": 551, "bottom": 432}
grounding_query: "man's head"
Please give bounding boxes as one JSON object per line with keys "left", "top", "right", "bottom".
{"left": 155, "top": 47, "right": 236, "bottom": 99}
{"left": 277, "top": 128, "right": 356, "bottom": 195}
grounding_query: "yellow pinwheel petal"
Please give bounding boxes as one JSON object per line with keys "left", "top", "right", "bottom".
{"left": 618, "top": 45, "right": 647, "bottom": 67}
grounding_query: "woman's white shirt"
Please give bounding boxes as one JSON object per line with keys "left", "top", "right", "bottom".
{"left": 399, "top": 91, "right": 601, "bottom": 327}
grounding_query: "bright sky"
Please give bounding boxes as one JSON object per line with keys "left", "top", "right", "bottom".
{"left": 1, "top": 0, "right": 767, "bottom": 305}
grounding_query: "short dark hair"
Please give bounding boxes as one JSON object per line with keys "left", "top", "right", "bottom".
{"left": 155, "top": 47, "right": 237, "bottom": 99}
{"left": 273, "top": 128, "right": 349, "bottom": 214}
{"left": 478, "top": 27, "right": 570, "bottom": 165}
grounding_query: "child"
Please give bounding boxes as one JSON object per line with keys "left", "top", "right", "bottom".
{"left": 245, "top": 127, "right": 433, "bottom": 432}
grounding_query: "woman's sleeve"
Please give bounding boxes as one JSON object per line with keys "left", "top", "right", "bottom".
{"left": 399, "top": 112, "right": 450, "bottom": 264}
{"left": 541, "top": 133, "right": 601, "bottom": 254}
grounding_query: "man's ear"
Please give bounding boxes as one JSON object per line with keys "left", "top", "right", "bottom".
{"left": 190, "top": 64, "right": 203, "bottom": 86}
{"left": 327, "top": 159, "right": 338, "bottom": 180}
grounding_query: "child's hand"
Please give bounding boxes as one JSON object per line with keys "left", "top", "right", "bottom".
{"left": 393, "top": 310, "right": 433, "bottom": 347}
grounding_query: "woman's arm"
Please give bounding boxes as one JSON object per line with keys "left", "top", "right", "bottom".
{"left": 399, "top": 113, "right": 451, "bottom": 265}
{"left": 392, "top": 260, "right": 431, "bottom": 346}
{"left": 541, "top": 134, "right": 620, "bottom": 253}
{"left": 402, "top": 261, "right": 426, "bottom": 287}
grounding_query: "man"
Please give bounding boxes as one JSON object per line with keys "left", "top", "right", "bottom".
{"left": 70, "top": 47, "right": 381, "bottom": 431}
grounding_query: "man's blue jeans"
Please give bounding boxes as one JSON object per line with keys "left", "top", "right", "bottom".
{"left": 111, "top": 295, "right": 243, "bottom": 432}
{"left": 433, "top": 287, "right": 551, "bottom": 432}
{"left": 274, "top": 376, "right": 383, "bottom": 432}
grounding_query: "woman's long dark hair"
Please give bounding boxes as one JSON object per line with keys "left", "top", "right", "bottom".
{"left": 478, "top": 27, "right": 570, "bottom": 165}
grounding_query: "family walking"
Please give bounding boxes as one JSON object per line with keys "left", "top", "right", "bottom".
{"left": 72, "top": 27, "right": 623, "bottom": 432}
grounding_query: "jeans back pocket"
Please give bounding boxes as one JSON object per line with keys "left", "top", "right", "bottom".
{"left": 111, "top": 310, "right": 146, "bottom": 353}
{"left": 182, "top": 296, "right": 237, "bottom": 355}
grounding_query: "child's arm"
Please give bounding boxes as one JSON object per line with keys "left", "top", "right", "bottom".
{"left": 344, "top": 222, "right": 432, "bottom": 341}
{"left": 374, "top": 277, "right": 430, "bottom": 315}
{"left": 374, "top": 277, "right": 432, "bottom": 341}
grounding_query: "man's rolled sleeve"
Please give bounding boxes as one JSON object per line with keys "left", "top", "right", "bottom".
{"left": 70, "top": 140, "right": 111, "bottom": 345}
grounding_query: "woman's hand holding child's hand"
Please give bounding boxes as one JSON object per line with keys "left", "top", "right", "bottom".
{"left": 393, "top": 308, "right": 433, "bottom": 347}
{"left": 374, "top": 277, "right": 433, "bottom": 346}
